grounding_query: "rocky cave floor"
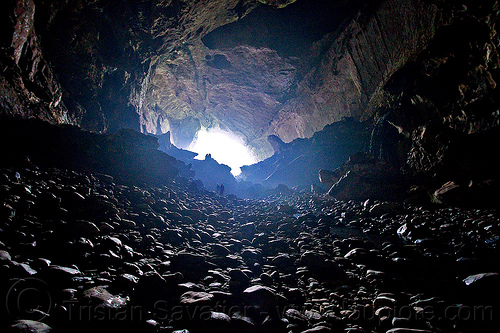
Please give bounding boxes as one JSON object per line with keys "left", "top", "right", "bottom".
{"left": 1, "top": 166, "right": 499, "bottom": 333}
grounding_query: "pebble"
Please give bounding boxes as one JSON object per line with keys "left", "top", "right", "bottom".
{"left": 1, "top": 165, "right": 499, "bottom": 333}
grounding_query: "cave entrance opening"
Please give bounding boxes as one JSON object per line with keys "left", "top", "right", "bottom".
{"left": 188, "top": 128, "right": 256, "bottom": 176}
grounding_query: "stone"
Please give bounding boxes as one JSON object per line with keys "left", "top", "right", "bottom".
{"left": 385, "top": 329, "right": 433, "bottom": 333}
{"left": 369, "top": 202, "right": 398, "bottom": 216}
{"left": 285, "top": 308, "right": 308, "bottom": 324}
{"left": 242, "top": 285, "right": 279, "bottom": 311}
{"left": 0, "top": 250, "right": 12, "bottom": 262}
{"left": 300, "top": 251, "right": 346, "bottom": 280}
{"left": 278, "top": 204, "right": 295, "bottom": 214}
{"left": 180, "top": 291, "right": 214, "bottom": 305}
{"left": 82, "top": 286, "right": 127, "bottom": 308}
{"left": 121, "top": 219, "right": 137, "bottom": 228}
{"left": 319, "top": 169, "right": 338, "bottom": 189}
{"left": 391, "top": 317, "right": 412, "bottom": 328}
{"left": 211, "top": 244, "right": 231, "bottom": 256}
{"left": 463, "top": 272, "right": 500, "bottom": 286}
{"left": 9, "top": 320, "right": 52, "bottom": 333}
{"left": 11, "top": 262, "right": 38, "bottom": 276}
{"left": 115, "top": 273, "right": 139, "bottom": 291}
{"left": 70, "top": 220, "right": 100, "bottom": 237}
{"left": 271, "top": 253, "right": 295, "bottom": 270}
{"left": 462, "top": 272, "right": 500, "bottom": 303}
{"left": 300, "top": 326, "right": 332, "bottom": 333}
{"left": 207, "top": 311, "right": 231, "bottom": 330}
{"left": 229, "top": 268, "right": 251, "bottom": 284}
{"left": 373, "top": 296, "right": 397, "bottom": 309}
{"left": 47, "top": 265, "right": 81, "bottom": 278}
{"left": 230, "top": 312, "right": 256, "bottom": 332}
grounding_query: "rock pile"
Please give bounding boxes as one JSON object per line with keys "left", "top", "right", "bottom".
{"left": 1, "top": 162, "right": 499, "bottom": 333}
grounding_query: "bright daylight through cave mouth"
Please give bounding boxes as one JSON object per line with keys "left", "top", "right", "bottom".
{"left": 188, "top": 128, "right": 256, "bottom": 176}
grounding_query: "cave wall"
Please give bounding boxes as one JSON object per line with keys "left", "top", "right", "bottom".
{"left": 0, "top": 0, "right": 74, "bottom": 124}
{"left": 2, "top": 0, "right": 500, "bottom": 173}
{"left": 1, "top": 0, "right": 261, "bottom": 133}
{"left": 374, "top": 0, "right": 500, "bottom": 186}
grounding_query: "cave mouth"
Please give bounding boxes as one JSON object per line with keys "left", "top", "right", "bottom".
{"left": 188, "top": 128, "right": 257, "bottom": 176}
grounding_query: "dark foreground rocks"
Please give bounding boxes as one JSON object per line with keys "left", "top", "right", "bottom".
{"left": 0, "top": 117, "right": 181, "bottom": 186}
{"left": 0, "top": 163, "right": 499, "bottom": 333}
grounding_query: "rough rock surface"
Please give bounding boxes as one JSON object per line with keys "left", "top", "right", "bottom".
{"left": 0, "top": 0, "right": 449, "bottom": 158}
{"left": 1, "top": 148, "right": 499, "bottom": 332}
{"left": 323, "top": 152, "right": 403, "bottom": 201}
{"left": 141, "top": 0, "right": 440, "bottom": 157}
{"left": 0, "top": 0, "right": 74, "bottom": 125}
{"left": 240, "top": 118, "right": 370, "bottom": 189}
{"left": 2, "top": 0, "right": 500, "bottom": 203}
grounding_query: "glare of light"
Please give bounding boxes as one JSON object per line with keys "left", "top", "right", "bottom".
{"left": 188, "top": 128, "right": 256, "bottom": 176}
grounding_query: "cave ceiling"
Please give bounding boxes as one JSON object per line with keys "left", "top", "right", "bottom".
{"left": 138, "top": 0, "right": 439, "bottom": 158}
{"left": 2, "top": 0, "right": 443, "bottom": 159}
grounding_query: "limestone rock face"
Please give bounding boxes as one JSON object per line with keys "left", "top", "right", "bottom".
{"left": 2, "top": 0, "right": 500, "bottom": 172}
{"left": 0, "top": 0, "right": 73, "bottom": 124}
{"left": 140, "top": 0, "right": 440, "bottom": 157}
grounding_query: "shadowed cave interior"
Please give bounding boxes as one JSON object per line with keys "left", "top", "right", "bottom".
{"left": 1, "top": 1, "right": 500, "bottom": 333}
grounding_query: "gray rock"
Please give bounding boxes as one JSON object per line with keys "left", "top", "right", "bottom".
{"left": 70, "top": 220, "right": 100, "bottom": 237}
{"left": 271, "top": 253, "right": 295, "bottom": 269}
{"left": 180, "top": 291, "right": 214, "bottom": 305}
{"left": 285, "top": 308, "right": 307, "bottom": 324}
{"left": 211, "top": 243, "right": 231, "bottom": 256}
{"left": 0, "top": 249, "right": 12, "bottom": 262}
{"left": 373, "top": 295, "right": 396, "bottom": 309}
{"left": 207, "top": 311, "right": 231, "bottom": 330}
{"left": 369, "top": 202, "right": 398, "bottom": 216}
{"left": 242, "top": 285, "right": 278, "bottom": 311}
{"left": 300, "top": 326, "right": 332, "bottom": 333}
{"left": 9, "top": 320, "right": 51, "bottom": 333}
{"left": 82, "top": 285, "right": 127, "bottom": 308}
{"left": 47, "top": 265, "right": 81, "bottom": 278}
{"left": 229, "top": 268, "right": 250, "bottom": 283}
{"left": 300, "top": 251, "right": 346, "bottom": 280}
{"left": 385, "top": 329, "right": 433, "bottom": 333}
{"left": 230, "top": 312, "right": 255, "bottom": 331}
{"left": 463, "top": 272, "right": 500, "bottom": 286}
{"left": 12, "top": 262, "right": 38, "bottom": 276}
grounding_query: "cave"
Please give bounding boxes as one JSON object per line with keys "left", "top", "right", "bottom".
{"left": 1, "top": 0, "right": 500, "bottom": 333}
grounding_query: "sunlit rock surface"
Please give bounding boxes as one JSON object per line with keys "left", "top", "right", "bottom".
{"left": 141, "top": 0, "right": 439, "bottom": 157}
